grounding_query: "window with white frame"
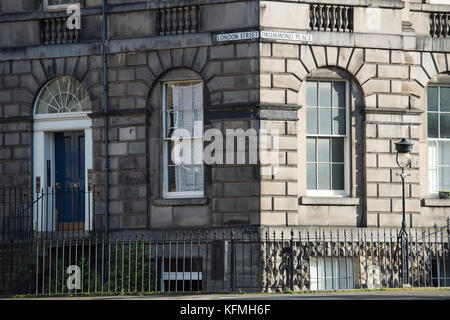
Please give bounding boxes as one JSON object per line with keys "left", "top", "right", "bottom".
{"left": 44, "top": 0, "right": 79, "bottom": 10}
{"left": 427, "top": 85, "right": 450, "bottom": 195}
{"left": 306, "top": 80, "right": 349, "bottom": 196}
{"left": 163, "top": 81, "right": 204, "bottom": 198}
{"left": 310, "top": 257, "right": 354, "bottom": 291}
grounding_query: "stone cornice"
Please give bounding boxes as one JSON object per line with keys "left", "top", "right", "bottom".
{"left": 410, "top": 3, "right": 450, "bottom": 13}
{"left": 302, "top": 0, "right": 404, "bottom": 9}
{"left": 0, "top": 33, "right": 213, "bottom": 61}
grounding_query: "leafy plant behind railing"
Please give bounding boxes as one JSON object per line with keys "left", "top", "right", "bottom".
{"left": 41, "top": 240, "right": 156, "bottom": 294}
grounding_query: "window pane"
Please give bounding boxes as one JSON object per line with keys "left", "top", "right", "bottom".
{"left": 168, "top": 165, "right": 176, "bottom": 192}
{"left": 306, "top": 81, "right": 318, "bottom": 106}
{"left": 429, "top": 166, "right": 438, "bottom": 194}
{"left": 179, "top": 110, "right": 194, "bottom": 134}
{"left": 428, "top": 113, "right": 438, "bottom": 138}
{"left": 332, "top": 164, "right": 345, "bottom": 190}
{"left": 166, "top": 111, "right": 175, "bottom": 137}
{"left": 319, "top": 82, "right": 332, "bottom": 107}
{"left": 440, "top": 167, "right": 450, "bottom": 190}
{"left": 307, "top": 164, "right": 317, "bottom": 190}
{"left": 179, "top": 83, "right": 193, "bottom": 110}
{"left": 194, "top": 165, "right": 204, "bottom": 190}
{"left": 428, "top": 141, "right": 438, "bottom": 169}
{"left": 439, "top": 141, "right": 450, "bottom": 166}
{"left": 194, "top": 110, "right": 203, "bottom": 138}
{"left": 440, "top": 87, "right": 450, "bottom": 112}
{"left": 307, "top": 107, "right": 318, "bottom": 134}
{"left": 192, "top": 82, "right": 203, "bottom": 109}
{"left": 318, "top": 164, "right": 331, "bottom": 189}
{"left": 332, "top": 138, "right": 344, "bottom": 162}
{"left": 307, "top": 138, "right": 316, "bottom": 162}
{"left": 319, "top": 108, "right": 332, "bottom": 134}
{"left": 428, "top": 141, "right": 438, "bottom": 193}
{"left": 333, "top": 82, "right": 346, "bottom": 107}
{"left": 332, "top": 108, "right": 346, "bottom": 135}
{"left": 428, "top": 141, "right": 438, "bottom": 194}
{"left": 318, "top": 138, "right": 330, "bottom": 162}
{"left": 193, "top": 139, "right": 203, "bottom": 165}
{"left": 427, "top": 86, "right": 438, "bottom": 112}
{"left": 440, "top": 114, "right": 450, "bottom": 138}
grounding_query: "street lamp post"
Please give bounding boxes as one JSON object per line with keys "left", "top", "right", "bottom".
{"left": 395, "top": 137, "right": 413, "bottom": 287}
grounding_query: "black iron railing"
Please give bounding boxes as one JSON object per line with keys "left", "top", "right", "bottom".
{"left": 0, "top": 224, "right": 449, "bottom": 295}
{"left": 0, "top": 188, "right": 449, "bottom": 295}
{"left": 0, "top": 187, "right": 96, "bottom": 242}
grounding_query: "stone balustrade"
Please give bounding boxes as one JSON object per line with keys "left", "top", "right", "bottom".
{"left": 309, "top": 4, "right": 353, "bottom": 32}
{"left": 430, "top": 12, "right": 450, "bottom": 38}
{"left": 40, "top": 17, "right": 80, "bottom": 45}
{"left": 157, "top": 5, "right": 199, "bottom": 36}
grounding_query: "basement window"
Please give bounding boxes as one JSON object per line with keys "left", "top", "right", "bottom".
{"left": 310, "top": 257, "right": 354, "bottom": 290}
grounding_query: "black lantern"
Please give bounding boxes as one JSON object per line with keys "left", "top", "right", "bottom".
{"left": 395, "top": 138, "right": 413, "bottom": 168}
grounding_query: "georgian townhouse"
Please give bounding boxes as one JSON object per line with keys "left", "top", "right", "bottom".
{"left": 0, "top": 0, "right": 449, "bottom": 294}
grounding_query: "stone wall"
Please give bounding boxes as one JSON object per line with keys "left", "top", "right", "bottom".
{"left": 0, "top": 0, "right": 450, "bottom": 230}
{"left": 0, "top": 33, "right": 261, "bottom": 231}
{"left": 260, "top": 230, "right": 448, "bottom": 292}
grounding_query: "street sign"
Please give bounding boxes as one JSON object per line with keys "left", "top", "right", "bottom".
{"left": 216, "top": 30, "right": 312, "bottom": 42}
{"left": 260, "top": 31, "right": 312, "bottom": 42}
{"left": 216, "top": 31, "right": 260, "bottom": 42}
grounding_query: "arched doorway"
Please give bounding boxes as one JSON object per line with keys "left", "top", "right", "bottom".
{"left": 32, "top": 76, "right": 93, "bottom": 232}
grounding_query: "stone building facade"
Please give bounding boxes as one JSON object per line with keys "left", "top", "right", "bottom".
{"left": 0, "top": 0, "right": 450, "bottom": 236}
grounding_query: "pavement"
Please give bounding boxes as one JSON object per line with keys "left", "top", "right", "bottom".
{"left": 2, "top": 288, "right": 450, "bottom": 300}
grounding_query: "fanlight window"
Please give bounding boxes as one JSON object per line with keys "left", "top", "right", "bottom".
{"left": 35, "top": 76, "right": 91, "bottom": 115}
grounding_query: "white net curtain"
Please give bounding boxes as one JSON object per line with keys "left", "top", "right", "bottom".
{"left": 165, "top": 81, "right": 204, "bottom": 194}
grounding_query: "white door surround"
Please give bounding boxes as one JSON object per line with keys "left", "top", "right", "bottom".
{"left": 32, "top": 113, "right": 93, "bottom": 231}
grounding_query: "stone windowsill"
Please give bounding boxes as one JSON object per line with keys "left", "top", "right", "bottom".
{"left": 299, "top": 197, "right": 360, "bottom": 206}
{"left": 421, "top": 198, "right": 450, "bottom": 207}
{"left": 153, "top": 198, "right": 208, "bottom": 206}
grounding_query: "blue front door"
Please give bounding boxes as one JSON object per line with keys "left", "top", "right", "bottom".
{"left": 54, "top": 131, "right": 85, "bottom": 230}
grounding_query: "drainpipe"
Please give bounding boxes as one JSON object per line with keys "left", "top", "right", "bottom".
{"left": 102, "top": 0, "right": 110, "bottom": 234}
